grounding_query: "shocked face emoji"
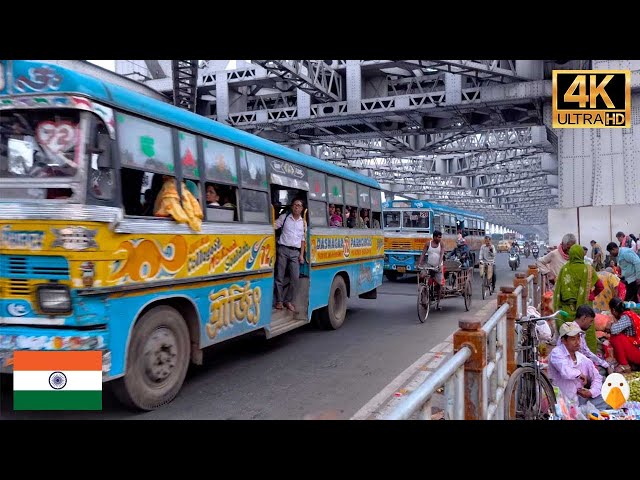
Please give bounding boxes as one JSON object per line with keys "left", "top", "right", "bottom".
{"left": 602, "top": 373, "right": 630, "bottom": 409}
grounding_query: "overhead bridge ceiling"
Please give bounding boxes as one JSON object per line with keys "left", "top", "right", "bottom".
{"left": 114, "top": 59, "right": 586, "bottom": 233}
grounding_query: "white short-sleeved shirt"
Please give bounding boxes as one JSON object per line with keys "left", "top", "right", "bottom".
{"left": 276, "top": 213, "right": 306, "bottom": 248}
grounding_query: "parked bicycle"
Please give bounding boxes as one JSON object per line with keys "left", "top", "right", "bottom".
{"left": 504, "top": 309, "right": 569, "bottom": 420}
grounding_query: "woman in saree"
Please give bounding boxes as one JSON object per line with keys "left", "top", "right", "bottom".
{"left": 593, "top": 270, "right": 624, "bottom": 313}
{"left": 553, "top": 244, "right": 604, "bottom": 336}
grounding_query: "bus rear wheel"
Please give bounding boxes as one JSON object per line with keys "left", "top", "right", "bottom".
{"left": 319, "top": 275, "right": 348, "bottom": 330}
{"left": 113, "top": 305, "right": 191, "bottom": 411}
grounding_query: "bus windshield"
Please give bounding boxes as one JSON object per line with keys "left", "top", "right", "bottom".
{"left": 402, "top": 210, "right": 430, "bottom": 230}
{"left": 0, "top": 109, "right": 87, "bottom": 179}
{"left": 383, "top": 210, "right": 401, "bottom": 228}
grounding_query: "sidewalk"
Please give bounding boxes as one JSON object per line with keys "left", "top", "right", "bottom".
{"left": 351, "top": 299, "right": 499, "bottom": 420}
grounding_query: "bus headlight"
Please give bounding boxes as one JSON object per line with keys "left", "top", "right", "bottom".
{"left": 36, "top": 285, "right": 72, "bottom": 314}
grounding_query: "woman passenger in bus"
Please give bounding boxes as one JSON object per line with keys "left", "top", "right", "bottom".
{"left": 206, "top": 183, "right": 220, "bottom": 206}
{"left": 329, "top": 204, "right": 342, "bottom": 227}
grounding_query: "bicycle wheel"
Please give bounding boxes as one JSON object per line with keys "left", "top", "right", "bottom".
{"left": 504, "top": 366, "right": 556, "bottom": 420}
{"left": 463, "top": 277, "right": 472, "bottom": 311}
{"left": 417, "top": 284, "right": 430, "bottom": 323}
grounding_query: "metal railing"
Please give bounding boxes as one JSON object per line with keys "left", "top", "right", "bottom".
{"left": 383, "top": 264, "right": 543, "bottom": 420}
{"left": 481, "top": 303, "right": 509, "bottom": 419}
{"left": 383, "top": 347, "right": 471, "bottom": 420}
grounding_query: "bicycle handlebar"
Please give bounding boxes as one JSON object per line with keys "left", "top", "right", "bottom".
{"left": 417, "top": 264, "right": 440, "bottom": 271}
{"left": 516, "top": 309, "right": 569, "bottom": 324}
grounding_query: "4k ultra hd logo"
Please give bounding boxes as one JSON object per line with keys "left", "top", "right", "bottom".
{"left": 552, "top": 70, "right": 630, "bottom": 128}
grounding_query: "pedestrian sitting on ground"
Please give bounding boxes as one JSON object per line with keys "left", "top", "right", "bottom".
{"left": 547, "top": 321, "right": 609, "bottom": 410}
{"left": 605, "top": 297, "right": 640, "bottom": 373}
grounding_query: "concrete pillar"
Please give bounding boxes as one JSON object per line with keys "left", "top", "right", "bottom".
{"left": 453, "top": 318, "right": 487, "bottom": 420}
{"left": 514, "top": 273, "right": 529, "bottom": 316}
{"left": 527, "top": 264, "right": 541, "bottom": 308}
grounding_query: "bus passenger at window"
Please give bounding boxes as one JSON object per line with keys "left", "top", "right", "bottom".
{"left": 329, "top": 204, "right": 342, "bottom": 227}
{"left": 356, "top": 209, "right": 366, "bottom": 229}
{"left": 185, "top": 180, "right": 200, "bottom": 205}
{"left": 206, "top": 184, "right": 220, "bottom": 206}
{"left": 274, "top": 198, "right": 306, "bottom": 313}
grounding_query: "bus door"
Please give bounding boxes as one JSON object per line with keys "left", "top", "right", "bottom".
{"left": 270, "top": 185, "right": 310, "bottom": 321}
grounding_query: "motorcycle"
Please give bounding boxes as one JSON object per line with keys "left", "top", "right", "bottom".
{"left": 524, "top": 246, "right": 530, "bottom": 258}
{"left": 509, "top": 251, "right": 520, "bottom": 271}
{"left": 531, "top": 247, "right": 539, "bottom": 259}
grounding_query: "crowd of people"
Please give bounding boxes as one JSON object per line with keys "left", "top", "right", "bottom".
{"left": 534, "top": 231, "right": 640, "bottom": 411}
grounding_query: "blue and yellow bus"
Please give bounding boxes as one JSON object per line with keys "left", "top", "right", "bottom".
{"left": 382, "top": 199, "right": 485, "bottom": 280}
{"left": 0, "top": 60, "right": 384, "bottom": 410}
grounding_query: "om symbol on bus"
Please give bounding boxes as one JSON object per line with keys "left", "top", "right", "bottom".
{"left": 36, "top": 121, "right": 77, "bottom": 154}
{"left": 15, "top": 66, "right": 62, "bottom": 92}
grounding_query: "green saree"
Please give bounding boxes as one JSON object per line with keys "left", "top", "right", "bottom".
{"left": 553, "top": 244, "right": 600, "bottom": 351}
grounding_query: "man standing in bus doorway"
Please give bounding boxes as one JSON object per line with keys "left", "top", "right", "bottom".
{"left": 274, "top": 198, "right": 306, "bottom": 313}
{"left": 417, "top": 230, "right": 445, "bottom": 309}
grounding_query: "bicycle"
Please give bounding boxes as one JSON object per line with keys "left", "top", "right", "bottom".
{"left": 416, "top": 265, "right": 440, "bottom": 323}
{"left": 503, "top": 309, "right": 569, "bottom": 420}
{"left": 479, "top": 261, "right": 495, "bottom": 300}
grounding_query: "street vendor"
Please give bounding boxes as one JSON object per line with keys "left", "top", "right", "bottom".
{"left": 547, "top": 321, "right": 609, "bottom": 410}
{"left": 605, "top": 298, "right": 640, "bottom": 373}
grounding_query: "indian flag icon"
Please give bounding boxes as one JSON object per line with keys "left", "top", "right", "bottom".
{"left": 13, "top": 351, "right": 102, "bottom": 410}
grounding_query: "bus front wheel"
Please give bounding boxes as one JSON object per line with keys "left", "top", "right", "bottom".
{"left": 113, "top": 305, "right": 191, "bottom": 411}
{"left": 319, "top": 275, "right": 348, "bottom": 330}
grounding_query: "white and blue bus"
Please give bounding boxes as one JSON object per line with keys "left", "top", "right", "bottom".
{"left": 0, "top": 60, "right": 384, "bottom": 410}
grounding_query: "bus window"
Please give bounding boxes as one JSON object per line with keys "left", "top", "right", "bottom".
{"left": 329, "top": 204, "right": 344, "bottom": 227}
{"left": 370, "top": 211, "right": 381, "bottom": 229}
{"left": 402, "top": 210, "right": 429, "bottom": 230}
{"left": 327, "top": 176, "right": 343, "bottom": 205}
{"left": 178, "top": 131, "right": 199, "bottom": 180}
{"left": 370, "top": 189, "right": 381, "bottom": 212}
{"left": 87, "top": 121, "right": 114, "bottom": 201}
{"left": 433, "top": 214, "right": 442, "bottom": 231}
{"left": 308, "top": 170, "right": 327, "bottom": 201}
{"left": 344, "top": 181, "right": 357, "bottom": 207}
{"left": 203, "top": 138, "right": 238, "bottom": 184}
{"left": 239, "top": 149, "right": 268, "bottom": 190}
{"left": 384, "top": 211, "right": 401, "bottom": 229}
{"left": 308, "top": 200, "right": 328, "bottom": 227}
{"left": 358, "top": 185, "right": 370, "bottom": 209}
{"left": 117, "top": 113, "right": 174, "bottom": 175}
{"left": 241, "top": 189, "right": 270, "bottom": 223}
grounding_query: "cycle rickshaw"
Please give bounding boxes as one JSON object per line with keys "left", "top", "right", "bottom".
{"left": 417, "top": 258, "right": 473, "bottom": 323}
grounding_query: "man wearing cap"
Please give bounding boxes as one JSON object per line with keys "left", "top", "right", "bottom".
{"left": 547, "top": 321, "right": 609, "bottom": 409}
